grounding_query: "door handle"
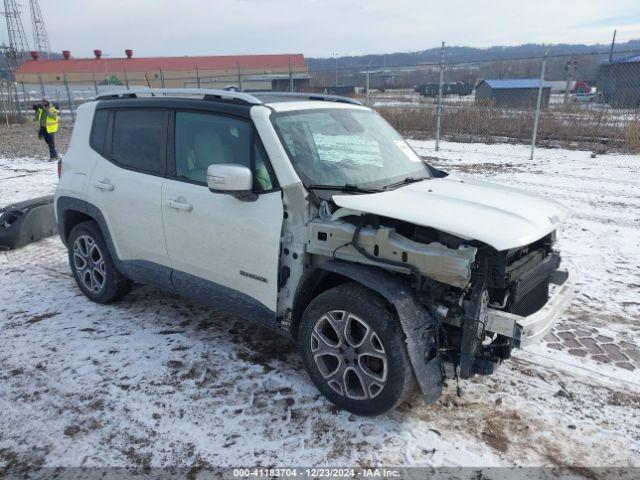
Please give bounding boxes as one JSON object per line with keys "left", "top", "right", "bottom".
{"left": 94, "top": 180, "right": 114, "bottom": 191}
{"left": 168, "top": 200, "right": 193, "bottom": 212}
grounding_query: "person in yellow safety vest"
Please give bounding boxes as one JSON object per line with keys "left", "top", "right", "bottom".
{"left": 36, "top": 98, "right": 60, "bottom": 161}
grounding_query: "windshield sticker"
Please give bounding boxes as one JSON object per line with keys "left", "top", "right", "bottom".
{"left": 394, "top": 140, "right": 422, "bottom": 162}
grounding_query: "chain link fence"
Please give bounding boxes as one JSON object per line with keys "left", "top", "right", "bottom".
{"left": 2, "top": 46, "right": 640, "bottom": 155}
{"left": 370, "top": 47, "right": 640, "bottom": 154}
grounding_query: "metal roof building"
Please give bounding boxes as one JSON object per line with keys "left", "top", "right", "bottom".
{"left": 475, "top": 79, "right": 552, "bottom": 108}
{"left": 596, "top": 55, "right": 640, "bottom": 108}
{"left": 15, "top": 52, "right": 309, "bottom": 90}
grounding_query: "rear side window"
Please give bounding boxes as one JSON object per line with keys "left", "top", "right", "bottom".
{"left": 90, "top": 109, "right": 109, "bottom": 155}
{"left": 111, "top": 110, "right": 166, "bottom": 175}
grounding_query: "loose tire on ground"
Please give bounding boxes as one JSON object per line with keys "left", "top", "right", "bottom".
{"left": 67, "top": 221, "right": 132, "bottom": 303}
{"left": 298, "top": 282, "right": 415, "bottom": 416}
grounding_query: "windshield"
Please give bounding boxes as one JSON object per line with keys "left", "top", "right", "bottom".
{"left": 271, "top": 108, "right": 430, "bottom": 189}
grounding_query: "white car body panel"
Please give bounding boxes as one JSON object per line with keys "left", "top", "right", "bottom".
{"left": 88, "top": 159, "right": 169, "bottom": 265}
{"left": 161, "top": 179, "right": 283, "bottom": 312}
{"left": 332, "top": 175, "right": 569, "bottom": 251}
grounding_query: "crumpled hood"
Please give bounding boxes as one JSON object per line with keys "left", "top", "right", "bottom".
{"left": 332, "top": 175, "right": 569, "bottom": 251}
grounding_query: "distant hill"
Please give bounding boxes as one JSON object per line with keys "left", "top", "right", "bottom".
{"left": 307, "top": 40, "right": 640, "bottom": 71}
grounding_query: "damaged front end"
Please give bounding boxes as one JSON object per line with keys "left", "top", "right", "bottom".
{"left": 441, "top": 234, "right": 573, "bottom": 380}
{"left": 306, "top": 205, "right": 572, "bottom": 404}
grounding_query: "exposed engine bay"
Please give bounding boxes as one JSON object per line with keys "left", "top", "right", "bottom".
{"left": 307, "top": 206, "right": 566, "bottom": 382}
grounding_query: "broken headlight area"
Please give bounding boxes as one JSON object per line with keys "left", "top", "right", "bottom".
{"left": 426, "top": 232, "right": 563, "bottom": 379}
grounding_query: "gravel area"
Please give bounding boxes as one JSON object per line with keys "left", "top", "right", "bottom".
{"left": 0, "top": 120, "right": 73, "bottom": 160}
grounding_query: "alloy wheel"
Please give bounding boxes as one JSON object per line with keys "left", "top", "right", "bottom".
{"left": 72, "top": 234, "right": 106, "bottom": 294}
{"left": 310, "top": 310, "right": 388, "bottom": 400}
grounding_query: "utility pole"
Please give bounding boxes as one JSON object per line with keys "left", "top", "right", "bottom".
{"left": 608, "top": 29, "right": 617, "bottom": 63}
{"left": 29, "top": 0, "right": 50, "bottom": 58}
{"left": 563, "top": 56, "right": 575, "bottom": 107}
{"left": 366, "top": 70, "right": 370, "bottom": 106}
{"left": 63, "top": 74, "right": 74, "bottom": 121}
{"left": 288, "top": 56, "right": 293, "bottom": 92}
{"left": 435, "top": 42, "right": 445, "bottom": 152}
{"left": 332, "top": 53, "right": 339, "bottom": 88}
{"left": 530, "top": 53, "right": 548, "bottom": 161}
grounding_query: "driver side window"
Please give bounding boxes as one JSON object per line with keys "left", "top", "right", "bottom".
{"left": 174, "top": 111, "right": 276, "bottom": 191}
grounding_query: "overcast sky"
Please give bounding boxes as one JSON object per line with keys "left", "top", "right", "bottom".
{"left": 2, "top": 0, "right": 639, "bottom": 58}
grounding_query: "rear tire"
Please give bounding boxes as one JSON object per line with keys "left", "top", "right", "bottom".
{"left": 67, "top": 221, "right": 131, "bottom": 303}
{"left": 298, "top": 283, "right": 415, "bottom": 416}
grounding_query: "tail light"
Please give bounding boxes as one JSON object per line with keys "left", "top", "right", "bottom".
{"left": 57, "top": 158, "right": 62, "bottom": 178}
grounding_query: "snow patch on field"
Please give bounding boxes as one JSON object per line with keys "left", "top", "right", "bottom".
{"left": 0, "top": 157, "right": 57, "bottom": 204}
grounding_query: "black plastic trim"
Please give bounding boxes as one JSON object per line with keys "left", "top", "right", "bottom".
{"left": 172, "top": 270, "right": 277, "bottom": 331}
{"left": 96, "top": 97, "right": 252, "bottom": 119}
{"left": 0, "top": 195, "right": 57, "bottom": 250}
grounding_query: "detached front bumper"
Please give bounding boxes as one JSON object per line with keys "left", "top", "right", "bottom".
{"left": 485, "top": 270, "right": 574, "bottom": 347}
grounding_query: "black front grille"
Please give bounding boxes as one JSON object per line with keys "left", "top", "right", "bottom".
{"left": 510, "top": 251, "right": 559, "bottom": 297}
{"left": 510, "top": 279, "right": 549, "bottom": 316}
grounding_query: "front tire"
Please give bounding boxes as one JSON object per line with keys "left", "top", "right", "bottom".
{"left": 67, "top": 221, "right": 131, "bottom": 303}
{"left": 298, "top": 283, "right": 415, "bottom": 416}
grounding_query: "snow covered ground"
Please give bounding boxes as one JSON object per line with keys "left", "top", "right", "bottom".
{"left": 0, "top": 156, "right": 57, "bottom": 204}
{"left": 1, "top": 140, "right": 639, "bottom": 470}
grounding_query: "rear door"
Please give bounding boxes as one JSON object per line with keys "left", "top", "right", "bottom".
{"left": 88, "top": 108, "right": 171, "bottom": 270}
{"left": 161, "top": 109, "right": 283, "bottom": 320}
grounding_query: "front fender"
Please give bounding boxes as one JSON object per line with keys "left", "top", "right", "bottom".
{"left": 298, "top": 261, "right": 444, "bottom": 405}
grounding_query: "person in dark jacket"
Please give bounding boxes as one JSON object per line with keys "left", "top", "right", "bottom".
{"left": 35, "top": 99, "right": 60, "bottom": 161}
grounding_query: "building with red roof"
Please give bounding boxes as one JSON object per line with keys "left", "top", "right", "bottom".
{"left": 16, "top": 51, "right": 309, "bottom": 90}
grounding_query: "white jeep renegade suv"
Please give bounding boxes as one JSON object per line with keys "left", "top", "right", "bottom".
{"left": 55, "top": 88, "right": 573, "bottom": 415}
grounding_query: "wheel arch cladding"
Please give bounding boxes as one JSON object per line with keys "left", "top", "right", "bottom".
{"left": 294, "top": 261, "right": 444, "bottom": 404}
{"left": 57, "top": 196, "right": 125, "bottom": 267}
{"left": 291, "top": 269, "right": 353, "bottom": 337}
{"left": 61, "top": 209, "right": 94, "bottom": 243}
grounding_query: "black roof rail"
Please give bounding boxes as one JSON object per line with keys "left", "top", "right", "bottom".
{"left": 93, "top": 88, "right": 364, "bottom": 106}
{"left": 94, "top": 88, "right": 263, "bottom": 105}
{"left": 248, "top": 91, "right": 362, "bottom": 105}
